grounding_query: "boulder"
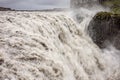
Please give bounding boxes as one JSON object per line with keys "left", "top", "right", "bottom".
{"left": 88, "top": 12, "right": 120, "bottom": 49}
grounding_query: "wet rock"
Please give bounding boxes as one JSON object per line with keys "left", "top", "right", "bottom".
{"left": 113, "top": 34, "right": 120, "bottom": 50}
{"left": 88, "top": 12, "right": 120, "bottom": 49}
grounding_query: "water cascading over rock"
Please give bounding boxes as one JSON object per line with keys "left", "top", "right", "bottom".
{"left": 0, "top": 11, "right": 120, "bottom": 80}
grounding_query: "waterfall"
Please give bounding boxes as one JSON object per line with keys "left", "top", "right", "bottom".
{"left": 0, "top": 11, "right": 120, "bottom": 80}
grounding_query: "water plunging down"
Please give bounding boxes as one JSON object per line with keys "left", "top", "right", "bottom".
{"left": 0, "top": 10, "right": 120, "bottom": 80}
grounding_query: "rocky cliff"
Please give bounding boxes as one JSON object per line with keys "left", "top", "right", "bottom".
{"left": 0, "top": 7, "right": 13, "bottom": 11}
{"left": 88, "top": 12, "right": 120, "bottom": 49}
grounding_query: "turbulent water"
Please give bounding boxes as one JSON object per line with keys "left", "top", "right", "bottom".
{"left": 0, "top": 11, "right": 120, "bottom": 80}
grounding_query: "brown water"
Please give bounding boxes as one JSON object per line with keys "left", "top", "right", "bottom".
{"left": 0, "top": 11, "right": 120, "bottom": 80}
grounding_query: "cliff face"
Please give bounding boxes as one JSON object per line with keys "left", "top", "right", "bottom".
{"left": 0, "top": 7, "right": 12, "bottom": 11}
{"left": 88, "top": 12, "right": 120, "bottom": 49}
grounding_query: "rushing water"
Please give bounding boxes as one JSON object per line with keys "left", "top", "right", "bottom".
{"left": 0, "top": 10, "right": 120, "bottom": 80}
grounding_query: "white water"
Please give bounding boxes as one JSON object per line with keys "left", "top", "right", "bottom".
{"left": 0, "top": 11, "right": 120, "bottom": 80}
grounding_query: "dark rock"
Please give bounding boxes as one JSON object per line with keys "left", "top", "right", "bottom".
{"left": 0, "top": 7, "right": 13, "bottom": 11}
{"left": 88, "top": 12, "right": 120, "bottom": 49}
{"left": 113, "top": 33, "right": 120, "bottom": 50}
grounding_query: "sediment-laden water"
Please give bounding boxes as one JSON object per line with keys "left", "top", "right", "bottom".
{"left": 0, "top": 11, "right": 120, "bottom": 80}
